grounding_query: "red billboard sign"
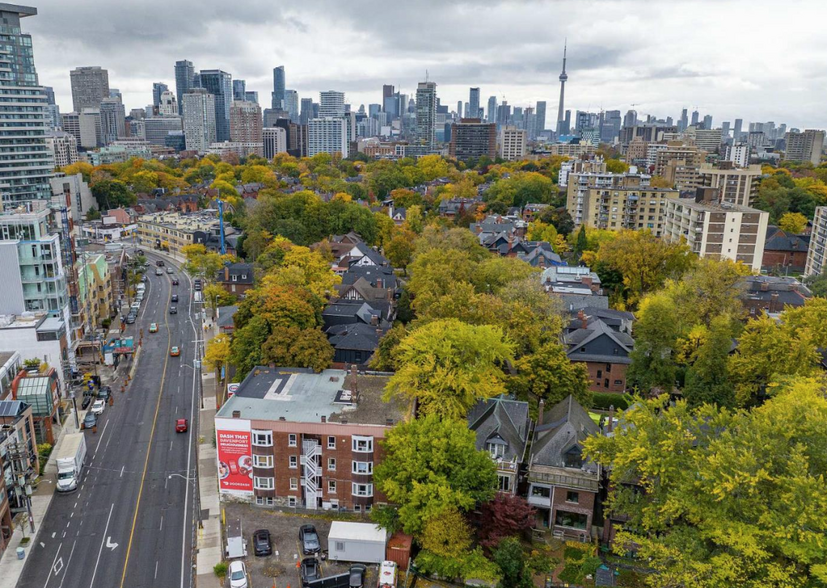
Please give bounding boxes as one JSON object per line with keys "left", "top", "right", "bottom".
{"left": 216, "top": 421, "right": 253, "bottom": 495}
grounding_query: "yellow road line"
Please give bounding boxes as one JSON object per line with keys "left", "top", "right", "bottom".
{"left": 119, "top": 276, "right": 172, "bottom": 588}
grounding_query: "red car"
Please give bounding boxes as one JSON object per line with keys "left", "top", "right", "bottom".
{"left": 175, "top": 418, "right": 188, "bottom": 433}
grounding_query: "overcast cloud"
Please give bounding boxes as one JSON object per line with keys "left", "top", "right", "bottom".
{"left": 25, "top": 0, "right": 827, "bottom": 129}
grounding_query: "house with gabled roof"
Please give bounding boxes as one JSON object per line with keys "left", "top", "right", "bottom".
{"left": 467, "top": 395, "right": 531, "bottom": 495}
{"left": 527, "top": 395, "right": 601, "bottom": 540}
{"left": 564, "top": 317, "right": 634, "bottom": 392}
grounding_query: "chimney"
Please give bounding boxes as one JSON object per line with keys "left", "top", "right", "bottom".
{"left": 607, "top": 405, "right": 615, "bottom": 433}
{"left": 224, "top": 266, "right": 229, "bottom": 281}
{"left": 341, "top": 418, "right": 348, "bottom": 424}
{"left": 232, "top": 410, "right": 241, "bottom": 418}
{"left": 350, "top": 364, "right": 359, "bottom": 398}
{"left": 760, "top": 281, "right": 769, "bottom": 292}
{"left": 507, "top": 235, "right": 513, "bottom": 254}
{"left": 321, "top": 415, "right": 326, "bottom": 423}
{"left": 376, "top": 278, "right": 383, "bottom": 289}
{"left": 387, "top": 287, "right": 393, "bottom": 302}
{"left": 385, "top": 418, "right": 394, "bottom": 426}
{"left": 537, "top": 399, "right": 545, "bottom": 426}
{"left": 370, "top": 314, "right": 379, "bottom": 326}
{"left": 278, "top": 416, "right": 286, "bottom": 421}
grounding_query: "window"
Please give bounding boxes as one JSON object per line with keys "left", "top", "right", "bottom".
{"left": 352, "top": 483, "right": 373, "bottom": 497}
{"left": 614, "top": 379, "right": 623, "bottom": 386}
{"left": 531, "top": 485, "right": 551, "bottom": 498}
{"left": 252, "top": 430, "right": 273, "bottom": 447}
{"left": 605, "top": 363, "right": 611, "bottom": 372}
{"left": 290, "top": 478, "right": 298, "bottom": 490}
{"left": 256, "top": 496, "right": 274, "bottom": 506}
{"left": 327, "top": 436, "right": 336, "bottom": 449}
{"left": 596, "top": 370, "right": 602, "bottom": 379}
{"left": 254, "top": 476, "right": 274, "bottom": 490}
{"left": 486, "top": 442, "right": 505, "bottom": 459}
{"left": 328, "top": 480, "right": 336, "bottom": 493}
{"left": 566, "top": 491, "right": 579, "bottom": 504}
{"left": 288, "top": 434, "right": 297, "bottom": 447}
{"left": 354, "top": 505, "right": 361, "bottom": 512}
{"left": 289, "top": 456, "right": 297, "bottom": 468}
{"left": 288, "top": 496, "right": 297, "bottom": 507}
{"left": 352, "top": 461, "right": 373, "bottom": 474}
{"left": 335, "top": 541, "right": 345, "bottom": 552}
{"left": 352, "top": 436, "right": 373, "bottom": 453}
{"left": 555, "top": 510, "right": 588, "bottom": 530}
{"left": 253, "top": 455, "right": 273, "bottom": 468}
{"left": 328, "top": 458, "right": 336, "bottom": 471}
{"left": 497, "top": 475, "right": 511, "bottom": 492}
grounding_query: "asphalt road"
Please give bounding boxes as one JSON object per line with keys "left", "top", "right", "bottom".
{"left": 17, "top": 252, "right": 202, "bottom": 588}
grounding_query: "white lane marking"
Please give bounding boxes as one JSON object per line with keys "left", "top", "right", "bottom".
{"left": 106, "top": 537, "right": 118, "bottom": 551}
{"left": 89, "top": 503, "right": 115, "bottom": 588}
{"left": 155, "top": 561, "right": 159, "bottom": 579}
{"left": 94, "top": 420, "right": 110, "bottom": 455}
{"left": 40, "top": 541, "right": 45, "bottom": 548}
{"left": 57, "top": 540, "right": 77, "bottom": 588}
{"left": 62, "top": 532, "right": 66, "bottom": 538}
{"left": 52, "top": 532, "right": 56, "bottom": 538}
{"left": 73, "top": 502, "right": 77, "bottom": 509}
{"left": 159, "top": 515, "right": 163, "bottom": 531}
{"left": 45, "top": 541, "right": 63, "bottom": 587}
{"left": 181, "top": 285, "right": 200, "bottom": 588}
{"left": 120, "top": 465, "right": 125, "bottom": 478}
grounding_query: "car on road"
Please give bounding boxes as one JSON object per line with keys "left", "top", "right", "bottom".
{"left": 171, "top": 278, "right": 179, "bottom": 285}
{"left": 300, "top": 557, "right": 321, "bottom": 586}
{"left": 166, "top": 267, "right": 173, "bottom": 274}
{"left": 228, "top": 560, "right": 248, "bottom": 588}
{"left": 156, "top": 260, "right": 164, "bottom": 267}
{"left": 126, "top": 313, "right": 137, "bottom": 324}
{"left": 193, "top": 279, "right": 202, "bottom": 291}
{"left": 350, "top": 564, "right": 367, "bottom": 588}
{"left": 90, "top": 399, "right": 105, "bottom": 415}
{"left": 82, "top": 412, "right": 97, "bottom": 430}
{"left": 253, "top": 529, "right": 272, "bottom": 556}
{"left": 299, "top": 524, "right": 321, "bottom": 555}
{"left": 170, "top": 346, "right": 180, "bottom": 357}
{"left": 155, "top": 269, "right": 163, "bottom": 276}
{"left": 169, "top": 306, "right": 177, "bottom": 314}
{"left": 149, "top": 323, "right": 158, "bottom": 333}
{"left": 98, "top": 386, "right": 112, "bottom": 401}
{"left": 171, "top": 294, "right": 178, "bottom": 302}
{"left": 175, "top": 418, "right": 188, "bottom": 433}
{"left": 141, "top": 275, "right": 148, "bottom": 283}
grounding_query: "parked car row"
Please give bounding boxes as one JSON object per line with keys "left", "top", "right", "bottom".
{"left": 82, "top": 386, "right": 112, "bottom": 430}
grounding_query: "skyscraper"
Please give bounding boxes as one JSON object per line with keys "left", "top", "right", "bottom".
{"left": 415, "top": 81, "right": 437, "bottom": 152}
{"left": 233, "top": 79, "right": 246, "bottom": 101}
{"left": 0, "top": 3, "right": 53, "bottom": 204}
{"left": 690, "top": 110, "right": 699, "bottom": 126}
{"left": 487, "top": 96, "right": 497, "bottom": 124}
{"left": 158, "top": 90, "right": 178, "bottom": 115}
{"left": 623, "top": 110, "right": 637, "bottom": 128}
{"left": 152, "top": 82, "right": 168, "bottom": 109}
{"left": 469, "top": 87, "right": 480, "bottom": 119}
{"left": 679, "top": 108, "right": 688, "bottom": 132}
{"left": 319, "top": 91, "right": 345, "bottom": 118}
{"left": 556, "top": 42, "right": 568, "bottom": 135}
{"left": 182, "top": 88, "right": 216, "bottom": 153}
{"left": 43, "top": 85, "right": 60, "bottom": 130}
{"left": 308, "top": 118, "right": 348, "bottom": 157}
{"left": 245, "top": 91, "right": 258, "bottom": 104}
{"left": 230, "top": 100, "right": 262, "bottom": 144}
{"left": 703, "top": 115, "right": 713, "bottom": 130}
{"left": 99, "top": 97, "right": 125, "bottom": 144}
{"left": 199, "top": 70, "right": 232, "bottom": 141}
{"left": 272, "top": 66, "right": 285, "bottom": 110}
{"left": 456, "top": 101, "right": 462, "bottom": 118}
{"left": 733, "top": 118, "right": 743, "bottom": 142}
{"left": 284, "top": 89, "right": 299, "bottom": 121}
{"left": 300, "top": 98, "right": 314, "bottom": 125}
{"left": 70, "top": 66, "right": 110, "bottom": 112}
{"left": 174, "top": 60, "right": 194, "bottom": 110}
{"left": 536, "top": 101, "right": 547, "bottom": 134}
{"left": 382, "top": 84, "right": 394, "bottom": 105}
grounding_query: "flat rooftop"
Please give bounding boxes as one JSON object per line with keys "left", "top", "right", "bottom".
{"left": 216, "top": 367, "right": 407, "bottom": 426}
{"left": 668, "top": 196, "right": 760, "bottom": 214}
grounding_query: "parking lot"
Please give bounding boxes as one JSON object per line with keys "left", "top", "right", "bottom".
{"left": 223, "top": 502, "right": 381, "bottom": 588}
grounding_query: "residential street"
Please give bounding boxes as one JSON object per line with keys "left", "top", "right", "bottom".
{"left": 16, "top": 253, "right": 202, "bottom": 588}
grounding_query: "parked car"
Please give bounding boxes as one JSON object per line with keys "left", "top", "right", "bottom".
{"left": 141, "top": 275, "right": 148, "bottom": 283}
{"left": 349, "top": 564, "right": 367, "bottom": 588}
{"left": 175, "top": 418, "right": 188, "bottom": 433}
{"left": 170, "top": 346, "right": 180, "bottom": 357}
{"left": 171, "top": 294, "right": 178, "bottom": 302}
{"left": 169, "top": 306, "right": 177, "bottom": 314}
{"left": 81, "top": 394, "right": 93, "bottom": 410}
{"left": 82, "top": 412, "right": 97, "bottom": 430}
{"left": 98, "top": 386, "right": 112, "bottom": 401}
{"left": 149, "top": 323, "right": 158, "bottom": 333}
{"left": 228, "top": 560, "right": 248, "bottom": 588}
{"left": 126, "top": 313, "right": 136, "bottom": 324}
{"left": 253, "top": 529, "right": 272, "bottom": 556}
{"left": 90, "top": 399, "right": 105, "bottom": 415}
{"left": 299, "top": 524, "right": 321, "bottom": 555}
{"left": 130, "top": 302, "right": 141, "bottom": 311}
{"left": 300, "top": 557, "right": 321, "bottom": 586}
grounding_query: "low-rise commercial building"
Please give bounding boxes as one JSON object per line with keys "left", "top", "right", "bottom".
{"left": 136, "top": 211, "right": 221, "bottom": 257}
{"left": 0, "top": 314, "right": 69, "bottom": 392}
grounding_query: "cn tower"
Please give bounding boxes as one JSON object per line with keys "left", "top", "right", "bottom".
{"left": 556, "top": 41, "right": 568, "bottom": 135}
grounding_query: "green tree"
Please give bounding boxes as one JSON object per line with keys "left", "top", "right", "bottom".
{"left": 261, "top": 326, "right": 333, "bottom": 372}
{"left": 493, "top": 538, "right": 534, "bottom": 588}
{"left": 511, "top": 342, "right": 592, "bottom": 406}
{"left": 627, "top": 292, "right": 680, "bottom": 394}
{"left": 420, "top": 506, "right": 472, "bottom": 558}
{"left": 374, "top": 415, "right": 497, "bottom": 536}
{"left": 91, "top": 179, "right": 134, "bottom": 210}
{"left": 204, "top": 334, "right": 231, "bottom": 394}
{"left": 778, "top": 211, "right": 808, "bottom": 234}
{"left": 573, "top": 224, "right": 588, "bottom": 257}
{"left": 385, "top": 231, "right": 416, "bottom": 271}
{"left": 86, "top": 206, "right": 102, "bottom": 221}
{"left": 683, "top": 315, "right": 735, "bottom": 408}
{"left": 584, "top": 379, "right": 827, "bottom": 588}
{"left": 385, "top": 319, "right": 515, "bottom": 419}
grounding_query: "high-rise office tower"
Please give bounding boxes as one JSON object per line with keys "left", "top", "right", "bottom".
{"left": 182, "top": 88, "right": 216, "bottom": 153}
{"left": 623, "top": 110, "right": 637, "bottom": 128}
{"left": 703, "top": 115, "right": 713, "bottom": 130}
{"left": 487, "top": 96, "right": 497, "bottom": 124}
{"left": 679, "top": 108, "right": 688, "bottom": 132}
{"left": 233, "top": 79, "right": 246, "bottom": 101}
{"left": 300, "top": 98, "right": 314, "bottom": 125}
{"left": 308, "top": 117, "right": 348, "bottom": 157}
{"left": 469, "top": 87, "right": 480, "bottom": 119}
{"left": 690, "top": 110, "right": 699, "bottom": 126}
{"left": 382, "top": 84, "right": 394, "bottom": 105}
{"left": 564, "top": 110, "right": 571, "bottom": 134}
{"left": 319, "top": 91, "right": 345, "bottom": 118}
{"left": 42, "top": 85, "right": 60, "bottom": 130}
{"left": 109, "top": 88, "right": 122, "bottom": 101}
{"left": 600, "top": 110, "right": 622, "bottom": 143}
{"left": 456, "top": 101, "right": 462, "bottom": 117}
{"left": 721, "top": 121, "right": 731, "bottom": 141}
{"left": 556, "top": 42, "right": 568, "bottom": 135}
{"left": 262, "top": 126, "right": 287, "bottom": 159}
{"left": 0, "top": 3, "right": 53, "bottom": 204}
{"left": 152, "top": 82, "right": 168, "bottom": 109}
{"left": 496, "top": 102, "right": 511, "bottom": 127}
{"left": 199, "top": 70, "right": 232, "bottom": 141}
{"left": 99, "top": 97, "right": 125, "bottom": 144}
{"left": 70, "top": 66, "right": 110, "bottom": 112}
{"left": 272, "top": 66, "right": 285, "bottom": 110}
{"left": 284, "top": 89, "right": 299, "bottom": 121}
{"left": 733, "top": 118, "right": 743, "bottom": 142}
{"left": 174, "top": 60, "right": 195, "bottom": 110}
{"left": 464, "top": 102, "right": 470, "bottom": 118}
{"left": 415, "top": 81, "right": 437, "bottom": 152}
{"left": 78, "top": 108, "right": 102, "bottom": 149}
{"left": 158, "top": 90, "right": 178, "bottom": 115}
{"left": 245, "top": 91, "right": 258, "bottom": 104}
{"left": 536, "top": 101, "right": 547, "bottom": 134}
{"left": 230, "top": 100, "right": 262, "bottom": 144}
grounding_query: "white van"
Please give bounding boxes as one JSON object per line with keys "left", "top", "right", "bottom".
{"left": 378, "top": 561, "right": 397, "bottom": 588}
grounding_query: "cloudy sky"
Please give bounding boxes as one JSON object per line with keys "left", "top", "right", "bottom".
{"left": 25, "top": 0, "right": 827, "bottom": 129}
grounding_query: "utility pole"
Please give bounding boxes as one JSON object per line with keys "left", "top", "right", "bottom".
{"left": 7, "top": 440, "right": 35, "bottom": 534}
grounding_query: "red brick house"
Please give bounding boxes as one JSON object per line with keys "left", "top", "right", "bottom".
{"left": 761, "top": 226, "right": 810, "bottom": 272}
{"left": 564, "top": 313, "right": 634, "bottom": 393}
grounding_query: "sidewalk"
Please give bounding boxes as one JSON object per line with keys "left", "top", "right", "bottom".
{"left": 196, "top": 344, "right": 223, "bottom": 588}
{"left": 0, "top": 415, "right": 79, "bottom": 588}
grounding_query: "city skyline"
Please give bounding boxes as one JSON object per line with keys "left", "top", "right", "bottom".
{"left": 23, "top": 0, "right": 827, "bottom": 130}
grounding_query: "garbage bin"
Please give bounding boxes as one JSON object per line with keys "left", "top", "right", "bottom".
{"left": 16, "top": 547, "right": 24, "bottom": 559}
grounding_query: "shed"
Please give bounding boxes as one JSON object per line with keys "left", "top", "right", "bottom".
{"left": 385, "top": 532, "right": 412, "bottom": 571}
{"left": 327, "top": 521, "right": 387, "bottom": 564}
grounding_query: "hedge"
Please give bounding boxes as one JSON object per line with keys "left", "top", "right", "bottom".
{"left": 591, "top": 392, "right": 631, "bottom": 411}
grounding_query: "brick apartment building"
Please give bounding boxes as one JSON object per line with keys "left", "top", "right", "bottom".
{"left": 215, "top": 367, "right": 409, "bottom": 512}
